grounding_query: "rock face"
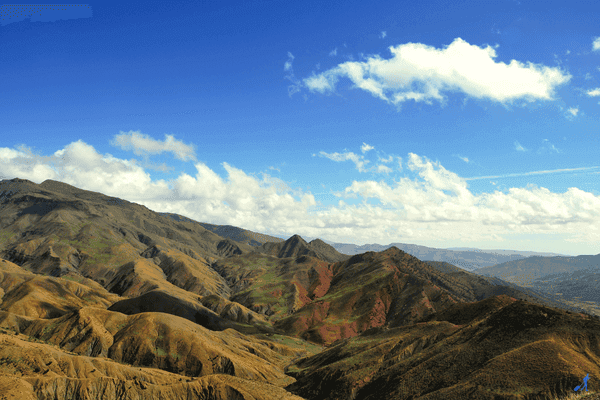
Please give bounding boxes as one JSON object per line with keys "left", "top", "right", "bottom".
{"left": 273, "top": 247, "right": 463, "bottom": 345}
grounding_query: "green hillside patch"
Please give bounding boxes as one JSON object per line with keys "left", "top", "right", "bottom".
{"left": 320, "top": 270, "right": 391, "bottom": 303}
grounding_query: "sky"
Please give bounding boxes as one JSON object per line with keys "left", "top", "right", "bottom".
{"left": 1, "top": 0, "right": 600, "bottom": 256}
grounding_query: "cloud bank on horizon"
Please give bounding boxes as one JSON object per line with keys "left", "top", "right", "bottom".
{"left": 2, "top": 0, "right": 600, "bottom": 256}
{"left": 2, "top": 131, "right": 599, "bottom": 256}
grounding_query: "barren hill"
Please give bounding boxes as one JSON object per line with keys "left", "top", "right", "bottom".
{"left": 0, "top": 177, "right": 598, "bottom": 399}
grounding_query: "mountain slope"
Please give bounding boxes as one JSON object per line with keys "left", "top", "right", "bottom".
{"left": 286, "top": 296, "right": 600, "bottom": 400}
{"left": 158, "top": 211, "right": 286, "bottom": 247}
{"left": 424, "top": 261, "right": 591, "bottom": 315}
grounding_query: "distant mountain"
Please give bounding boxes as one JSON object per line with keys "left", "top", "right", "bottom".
{"left": 308, "top": 240, "right": 558, "bottom": 271}
{"left": 474, "top": 254, "right": 600, "bottom": 285}
{"left": 424, "top": 261, "right": 591, "bottom": 315}
{"left": 446, "top": 247, "right": 570, "bottom": 257}
{"left": 473, "top": 254, "right": 600, "bottom": 316}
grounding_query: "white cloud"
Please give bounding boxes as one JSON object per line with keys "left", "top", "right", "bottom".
{"left": 376, "top": 164, "right": 392, "bottom": 174}
{"left": 329, "top": 48, "right": 337, "bottom": 57}
{"left": 565, "top": 106, "right": 579, "bottom": 120}
{"left": 319, "top": 145, "right": 403, "bottom": 175}
{"left": 587, "top": 88, "right": 600, "bottom": 97}
{"left": 3, "top": 138, "right": 600, "bottom": 254}
{"left": 593, "top": 37, "right": 600, "bottom": 51}
{"left": 465, "top": 166, "right": 600, "bottom": 181}
{"left": 284, "top": 51, "right": 294, "bottom": 71}
{"left": 457, "top": 155, "right": 469, "bottom": 163}
{"left": 514, "top": 141, "right": 527, "bottom": 152}
{"left": 284, "top": 52, "right": 301, "bottom": 97}
{"left": 318, "top": 151, "right": 370, "bottom": 172}
{"left": 380, "top": 31, "right": 387, "bottom": 39}
{"left": 361, "top": 142, "right": 375, "bottom": 153}
{"left": 302, "top": 38, "right": 571, "bottom": 109}
{"left": 538, "top": 139, "right": 560, "bottom": 154}
{"left": 110, "top": 130, "right": 197, "bottom": 162}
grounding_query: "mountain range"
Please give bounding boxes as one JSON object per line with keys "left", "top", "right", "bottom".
{"left": 0, "top": 177, "right": 598, "bottom": 400}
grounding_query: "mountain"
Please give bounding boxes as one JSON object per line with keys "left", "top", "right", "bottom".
{"left": 254, "top": 234, "right": 350, "bottom": 263}
{"left": 285, "top": 296, "right": 600, "bottom": 400}
{"left": 423, "top": 261, "right": 593, "bottom": 314}
{"left": 299, "top": 238, "right": 570, "bottom": 270}
{"left": 1, "top": 177, "right": 599, "bottom": 400}
{"left": 473, "top": 254, "right": 600, "bottom": 317}
{"left": 158, "top": 211, "right": 286, "bottom": 247}
{"left": 446, "top": 247, "right": 570, "bottom": 257}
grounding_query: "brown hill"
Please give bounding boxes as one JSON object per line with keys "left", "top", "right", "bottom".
{"left": 286, "top": 295, "right": 600, "bottom": 400}
{"left": 0, "top": 258, "right": 121, "bottom": 319}
{"left": 0, "top": 329, "right": 307, "bottom": 400}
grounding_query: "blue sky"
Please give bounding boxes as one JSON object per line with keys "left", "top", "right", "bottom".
{"left": 1, "top": 0, "right": 600, "bottom": 256}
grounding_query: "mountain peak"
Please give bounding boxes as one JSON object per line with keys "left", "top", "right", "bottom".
{"left": 286, "top": 234, "right": 307, "bottom": 243}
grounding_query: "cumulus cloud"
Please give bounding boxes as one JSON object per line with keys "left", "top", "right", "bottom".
{"left": 587, "top": 88, "right": 600, "bottom": 97}
{"left": 593, "top": 37, "right": 600, "bottom": 51}
{"left": 329, "top": 48, "right": 337, "bottom": 57}
{"left": 2, "top": 136, "right": 599, "bottom": 253}
{"left": 514, "top": 141, "right": 527, "bottom": 152}
{"left": 380, "top": 31, "right": 387, "bottom": 39}
{"left": 457, "top": 155, "right": 469, "bottom": 163}
{"left": 302, "top": 38, "right": 571, "bottom": 109}
{"left": 110, "top": 130, "right": 197, "bottom": 162}
{"left": 378, "top": 155, "right": 393, "bottom": 163}
{"left": 361, "top": 142, "right": 375, "bottom": 153}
